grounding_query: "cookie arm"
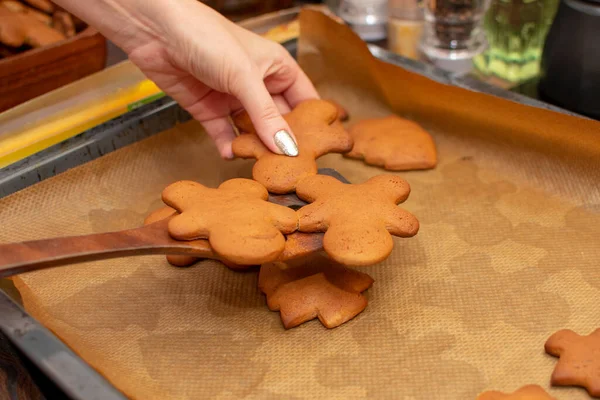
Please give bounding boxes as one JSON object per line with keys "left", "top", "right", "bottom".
{"left": 295, "top": 175, "right": 343, "bottom": 203}
{"left": 231, "top": 134, "right": 269, "bottom": 159}
{"left": 384, "top": 205, "right": 420, "bottom": 237}
{"left": 311, "top": 121, "right": 354, "bottom": 158}
{"left": 167, "top": 210, "right": 210, "bottom": 240}
{"left": 266, "top": 203, "right": 299, "bottom": 234}
{"left": 231, "top": 110, "right": 256, "bottom": 134}
{"left": 545, "top": 329, "right": 580, "bottom": 356}
{"left": 297, "top": 202, "right": 329, "bottom": 232}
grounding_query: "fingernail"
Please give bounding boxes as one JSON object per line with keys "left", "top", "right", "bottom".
{"left": 273, "top": 130, "right": 298, "bottom": 157}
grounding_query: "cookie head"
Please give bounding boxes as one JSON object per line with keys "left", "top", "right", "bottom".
{"left": 295, "top": 174, "right": 419, "bottom": 266}
{"left": 161, "top": 179, "right": 298, "bottom": 265}
{"left": 232, "top": 99, "right": 353, "bottom": 194}
{"left": 346, "top": 115, "right": 437, "bottom": 171}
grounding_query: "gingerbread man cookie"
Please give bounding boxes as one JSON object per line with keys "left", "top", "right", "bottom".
{"left": 545, "top": 328, "right": 600, "bottom": 397}
{"left": 295, "top": 174, "right": 419, "bottom": 266}
{"left": 477, "top": 385, "right": 556, "bottom": 400}
{"left": 232, "top": 99, "right": 353, "bottom": 194}
{"left": 259, "top": 254, "right": 373, "bottom": 329}
{"left": 144, "top": 206, "right": 320, "bottom": 270}
{"left": 345, "top": 115, "right": 437, "bottom": 171}
{"left": 161, "top": 179, "right": 298, "bottom": 265}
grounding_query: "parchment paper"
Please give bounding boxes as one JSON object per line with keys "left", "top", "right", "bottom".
{"left": 1, "top": 9, "right": 600, "bottom": 400}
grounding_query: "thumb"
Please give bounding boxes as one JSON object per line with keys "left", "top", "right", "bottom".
{"left": 231, "top": 73, "right": 298, "bottom": 156}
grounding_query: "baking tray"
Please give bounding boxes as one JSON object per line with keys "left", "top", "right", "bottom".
{"left": 0, "top": 10, "right": 584, "bottom": 400}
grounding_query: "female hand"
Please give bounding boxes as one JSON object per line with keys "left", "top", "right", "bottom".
{"left": 54, "top": 0, "right": 319, "bottom": 158}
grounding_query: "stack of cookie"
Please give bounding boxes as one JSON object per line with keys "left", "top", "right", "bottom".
{"left": 145, "top": 98, "right": 437, "bottom": 329}
{"left": 0, "top": 0, "right": 78, "bottom": 56}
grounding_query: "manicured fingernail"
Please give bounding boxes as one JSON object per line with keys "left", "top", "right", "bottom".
{"left": 274, "top": 130, "right": 298, "bottom": 157}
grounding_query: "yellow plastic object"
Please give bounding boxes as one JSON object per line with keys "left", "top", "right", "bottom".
{"left": 0, "top": 61, "right": 163, "bottom": 169}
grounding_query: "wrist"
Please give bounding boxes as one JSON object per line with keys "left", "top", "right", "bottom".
{"left": 52, "top": 0, "right": 188, "bottom": 53}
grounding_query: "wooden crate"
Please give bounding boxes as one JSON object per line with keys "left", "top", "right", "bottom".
{"left": 205, "top": 0, "right": 296, "bottom": 20}
{"left": 0, "top": 27, "right": 106, "bottom": 113}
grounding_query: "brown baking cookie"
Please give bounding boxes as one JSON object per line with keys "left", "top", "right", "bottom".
{"left": 232, "top": 99, "right": 353, "bottom": 194}
{"left": 0, "top": 4, "right": 64, "bottom": 48}
{"left": 545, "top": 328, "right": 600, "bottom": 397}
{"left": 295, "top": 174, "right": 419, "bottom": 266}
{"left": 22, "top": 0, "right": 54, "bottom": 13}
{"left": 345, "top": 115, "right": 437, "bottom": 171}
{"left": 2, "top": 0, "right": 51, "bottom": 25}
{"left": 477, "top": 385, "right": 556, "bottom": 399}
{"left": 161, "top": 179, "right": 298, "bottom": 265}
{"left": 259, "top": 254, "right": 373, "bottom": 329}
{"left": 52, "top": 11, "right": 75, "bottom": 37}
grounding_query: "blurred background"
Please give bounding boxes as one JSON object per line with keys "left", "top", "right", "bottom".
{"left": 1, "top": 0, "right": 598, "bottom": 127}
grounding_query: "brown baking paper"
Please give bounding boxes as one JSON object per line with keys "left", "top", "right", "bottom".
{"left": 1, "top": 9, "right": 600, "bottom": 400}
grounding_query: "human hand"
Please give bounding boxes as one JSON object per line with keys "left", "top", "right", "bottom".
{"left": 54, "top": 0, "right": 319, "bottom": 158}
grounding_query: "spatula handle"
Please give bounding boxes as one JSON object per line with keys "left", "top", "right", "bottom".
{"left": 0, "top": 220, "right": 214, "bottom": 278}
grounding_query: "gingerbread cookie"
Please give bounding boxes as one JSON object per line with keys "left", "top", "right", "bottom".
{"left": 477, "top": 385, "right": 556, "bottom": 399}
{"left": 232, "top": 99, "right": 353, "bottom": 194}
{"left": 161, "top": 179, "right": 298, "bottom": 265}
{"left": 545, "top": 328, "right": 600, "bottom": 397}
{"left": 52, "top": 11, "right": 75, "bottom": 37}
{"left": 345, "top": 115, "right": 437, "bottom": 171}
{"left": 22, "top": 0, "right": 55, "bottom": 13}
{"left": 259, "top": 254, "right": 373, "bottom": 329}
{"left": 295, "top": 174, "right": 419, "bottom": 266}
{"left": 2, "top": 1, "right": 51, "bottom": 25}
{"left": 0, "top": 4, "right": 64, "bottom": 48}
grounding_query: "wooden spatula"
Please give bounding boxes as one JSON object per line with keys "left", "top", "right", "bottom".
{"left": 0, "top": 218, "right": 324, "bottom": 278}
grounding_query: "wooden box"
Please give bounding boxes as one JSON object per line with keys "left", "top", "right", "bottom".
{"left": 205, "top": 0, "right": 295, "bottom": 20}
{"left": 0, "top": 27, "right": 106, "bottom": 113}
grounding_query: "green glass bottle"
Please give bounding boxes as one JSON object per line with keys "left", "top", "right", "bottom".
{"left": 473, "top": 0, "right": 559, "bottom": 85}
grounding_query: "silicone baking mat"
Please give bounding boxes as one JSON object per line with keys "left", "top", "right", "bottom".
{"left": 1, "top": 9, "right": 599, "bottom": 400}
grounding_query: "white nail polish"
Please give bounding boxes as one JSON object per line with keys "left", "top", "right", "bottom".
{"left": 274, "top": 130, "right": 299, "bottom": 157}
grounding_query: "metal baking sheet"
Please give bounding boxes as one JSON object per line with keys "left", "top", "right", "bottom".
{"left": 0, "top": 8, "right": 585, "bottom": 400}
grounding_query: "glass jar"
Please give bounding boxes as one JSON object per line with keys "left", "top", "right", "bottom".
{"left": 338, "top": 0, "right": 389, "bottom": 41}
{"left": 420, "top": 0, "right": 491, "bottom": 60}
{"left": 388, "top": 0, "right": 425, "bottom": 60}
{"left": 473, "top": 0, "right": 559, "bottom": 84}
